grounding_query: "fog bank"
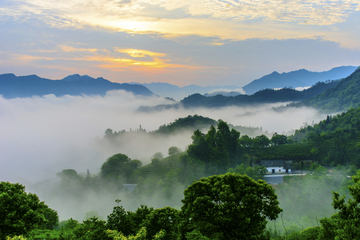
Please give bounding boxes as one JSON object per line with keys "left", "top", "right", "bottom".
{"left": 0, "top": 91, "right": 326, "bottom": 186}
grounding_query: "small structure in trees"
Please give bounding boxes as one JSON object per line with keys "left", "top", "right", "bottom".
{"left": 259, "top": 160, "right": 291, "bottom": 174}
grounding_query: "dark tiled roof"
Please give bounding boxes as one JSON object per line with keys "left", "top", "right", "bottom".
{"left": 260, "top": 160, "right": 284, "bottom": 167}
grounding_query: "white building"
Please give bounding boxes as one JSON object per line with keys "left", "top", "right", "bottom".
{"left": 259, "top": 160, "right": 291, "bottom": 174}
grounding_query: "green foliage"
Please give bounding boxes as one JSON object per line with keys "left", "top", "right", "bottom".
{"left": 290, "top": 106, "right": 360, "bottom": 166}
{"left": 168, "top": 146, "right": 181, "bottom": 156}
{"left": 56, "top": 218, "right": 79, "bottom": 240}
{"left": 181, "top": 173, "right": 282, "bottom": 240}
{"left": 254, "top": 134, "right": 271, "bottom": 148}
{"left": 303, "top": 67, "right": 360, "bottom": 113}
{"left": 271, "top": 134, "right": 288, "bottom": 146}
{"left": 6, "top": 236, "right": 27, "bottom": 240}
{"left": 101, "top": 153, "right": 142, "bottom": 183}
{"left": 132, "top": 152, "right": 187, "bottom": 206}
{"left": 106, "top": 228, "right": 166, "bottom": 240}
{"left": 313, "top": 165, "right": 328, "bottom": 176}
{"left": 227, "top": 163, "right": 267, "bottom": 180}
{"left": 107, "top": 200, "right": 135, "bottom": 236}
{"left": 141, "top": 207, "right": 180, "bottom": 240}
{"left": 155, "top": 115, "right": 217, "bottom": 134}
{"left": 72, "top": 217, "right": 110, "bottom": 240}
{"left": 0, "top": 182, "right": 59, "bottom": 240}
{"left": 300, "top": 226, "right": 321, "bottom": 240}
{"left": 186, "top": 120, "right": 243, "bottom": 175}
{"left": 27, "top": 229, "right": 61, "bottom": 240}
{"left": 319, "top": 169, "right": 360, "bottom": 239}
{"left": 131, "top": 205, "right": 154, "bottom": 234}
{"left": 185, "top": 229, "right": 210, "bottom": 240}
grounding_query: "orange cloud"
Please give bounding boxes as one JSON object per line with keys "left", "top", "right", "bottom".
{"left": 16, "top": 55, "right": 56, "bottom": 61}
{"left": 115, "top": 48, "right": 166, "bottom": 58}
{"left": 60, "top": 45, "right": 98, "bottom": 53}
{"left": 11, "top": 51, "right": 204, "bottom": 75}
{"left": 83, "top": 55, "right": 200, "bottom": 70}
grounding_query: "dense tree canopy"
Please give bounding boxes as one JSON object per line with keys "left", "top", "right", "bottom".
{"left": 180, "top": 173, "right": 282, "bottom": 240}
{"left": 168, "top": 146, "right": 181, "bottom": 156}
{"left": 101, "top": 153, "right": 142, "bottom": 183}
{"left": 186, "top": 120, "right": 243, "bottom": 175}
{"left": 0, "top": 182, "right": 58, "bottom": 240}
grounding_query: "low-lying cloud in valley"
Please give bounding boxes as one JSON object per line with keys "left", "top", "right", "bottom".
{"left": 0, "top": 91, "right": 326, "bottom": 185}
{"left": 0, "top": 91, "right": 329, "bottom": 220}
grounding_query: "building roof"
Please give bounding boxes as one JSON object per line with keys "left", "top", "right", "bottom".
{"left": 259, "top": 160, "right": 285, "bottom": 167}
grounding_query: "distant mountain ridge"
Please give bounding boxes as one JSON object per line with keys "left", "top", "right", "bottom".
{"left": 0, "top": 73, "right": 153, "bottom": 98}
{"left": 300, "top": 67, "right": 360, "bottom": 113}
{"left": 243, "top": 66, "right": 357, "bottom": 95}
{"left": 138, "top": 79, "right": 340, "bottom": 111}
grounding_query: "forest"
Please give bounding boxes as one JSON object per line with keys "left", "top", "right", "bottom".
{"left": 3, "top": 106, "right": 360, "bottom": 240}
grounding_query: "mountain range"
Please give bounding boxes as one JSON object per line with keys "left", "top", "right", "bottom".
{"left": 242, "top": 66, "right": 358, "bottom": 95}
{"left": 1, "top": 66, "right": 358, "bottom": 107}
{"left": 138, "top": 79, "right": 340, "bottom": 111}
{"left": 0, "top": 74, "right": 153, "bottom": 98}
{"left": 155, "top": 66, "right": 360, "bottom": 114}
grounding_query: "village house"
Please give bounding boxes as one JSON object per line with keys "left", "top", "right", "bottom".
{"left": 259, "top": 160, "right": 291, "bottom": 174}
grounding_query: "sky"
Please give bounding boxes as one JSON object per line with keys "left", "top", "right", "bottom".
{"left": 1, "top": 0, "right": 360, "bottom": 87}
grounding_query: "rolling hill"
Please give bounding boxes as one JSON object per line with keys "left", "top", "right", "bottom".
{"left": 138, "top": 79, "right": 340, "bottom": 111}
{"left": 301, "top": 67, "right": 360, "bottom": 113}
{"left": 242, "top": 66, "right": 357, "bottom": 95}
{"left": 0, "top": 73, "right": 154, "bottom": 98}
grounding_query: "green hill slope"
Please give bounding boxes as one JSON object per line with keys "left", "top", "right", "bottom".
{"left": 289, "top": 106, "right": 360, "bottom": 166}
{"left": 303, "top": 67, "right": 360, "bottom": 113}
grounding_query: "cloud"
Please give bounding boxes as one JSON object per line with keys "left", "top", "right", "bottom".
{"left": 206, "top": 88, "right": 246, "bottom": 95}
{"left": 60, "top": 45, "right": 98, "bottom": 53}
{"left": 0, "top": 91, "right": 327, "bottom": 186}
{"left": 295, "top": 86, "right": 311, "bottom": 91}
{"left": 8, "top": 51, "right": 202, "bottom": 76}
{"left": 0, "top": 91, "right": 329, "bottom": 220}
{"left": 115, "top": 48, "right": 166, "bottom": 58}
{"left": 2, "top": 0, "right": 360, "bottom": 48}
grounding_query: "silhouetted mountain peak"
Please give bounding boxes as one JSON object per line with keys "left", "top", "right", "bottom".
{"left": 0, "top": 73, "right": 16, "bottom": 79}
{"left": 0, "top": 73, "right": 154, "bottom": 98}
{"left": 243, "top": 66, "right": 357, "bottom": 95}
{"left": 61, "top": 74, "right": 95, "bottom": 82}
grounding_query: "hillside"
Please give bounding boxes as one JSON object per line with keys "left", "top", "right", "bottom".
{"left": 288, "top": 106, "right": 360, "bottom": 167}
{"left": 242, "top": 66, "right": 357, "bottom": 95}
{"left": 104, "top": 114, "right": 267, "bottom": 139}
{"left": 301, "top": 67, "right": 360, "bottom": 113}
{"left": 138, "top": 79, "right": 339, "bottom": 110}
{"left": 0, "top": 73, "right": 154, "bottom": 98}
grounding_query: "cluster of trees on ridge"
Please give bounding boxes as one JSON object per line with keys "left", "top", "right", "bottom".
{"left": 103, "top": 114, "right": 267, "bottom": 140}
{"left": 289, "top": 107, "right": 360, "bottom": 167}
